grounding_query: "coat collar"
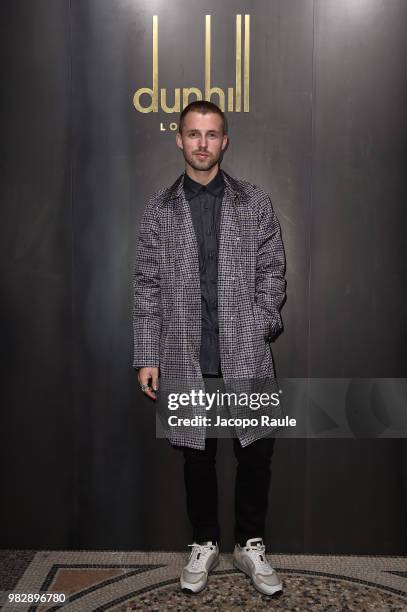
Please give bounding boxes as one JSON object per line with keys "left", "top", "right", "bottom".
{"left": 167, "top": 168, "right": 245, "bottom": 204}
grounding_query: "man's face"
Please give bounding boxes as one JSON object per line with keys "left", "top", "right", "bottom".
{"left": 176, "top": 112, "right": 228, "bottom": 172}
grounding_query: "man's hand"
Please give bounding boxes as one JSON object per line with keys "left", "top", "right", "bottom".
{"left": 137, "top": 367, "right": 159, "bottom": 400}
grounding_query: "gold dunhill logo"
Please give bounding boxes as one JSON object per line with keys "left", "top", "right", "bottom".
{"left": 133, "top": 14, "right": 250, "bottom": 114}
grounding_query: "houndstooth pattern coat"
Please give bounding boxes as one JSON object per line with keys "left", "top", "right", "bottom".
{"left": 132, "top": 169, "right": 286, "bottom": 449}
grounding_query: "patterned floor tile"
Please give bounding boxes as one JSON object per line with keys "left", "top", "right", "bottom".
{"left": 1, "top": 550, "right": 407, "bottom": 611}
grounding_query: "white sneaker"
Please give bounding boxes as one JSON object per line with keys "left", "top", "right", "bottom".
{"left": 233, "top": 537, "right": 282, "bottom": 596}
{"left": 180, "top": 541, "right": 219, "bottom": 593}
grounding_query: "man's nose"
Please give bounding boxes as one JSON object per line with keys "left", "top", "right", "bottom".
{"left": 199, "top": 135, "right": 208, "bottom": 148}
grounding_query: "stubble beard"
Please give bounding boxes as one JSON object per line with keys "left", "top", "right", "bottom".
{"left": 184, "top": 150, "right": 220, "bottom": 173}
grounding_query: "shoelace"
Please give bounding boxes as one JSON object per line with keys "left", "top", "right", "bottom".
{"left": 186, "top": 542, "right": 215, "bottom": 571}
{"left": 244, "top": 543, "right": 275, "bottom": 574}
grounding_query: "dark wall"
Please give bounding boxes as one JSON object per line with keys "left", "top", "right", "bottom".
{"left": 1, "top": 0, "right": 406, "bottom": 553}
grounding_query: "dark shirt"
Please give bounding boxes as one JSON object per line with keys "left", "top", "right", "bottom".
{"left": 183, "top": 169, "right": 224, "bottom": 376}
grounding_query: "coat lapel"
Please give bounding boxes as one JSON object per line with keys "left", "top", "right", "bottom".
{"left": 169, "top": 173, "right": 200, "bottom": 283}
{"left": 218, "top": 171, "right": 242, "bottom": 308}
{"left": 168, "top": 170, "right": 242, "bottom": 281}
{"left": 168, "top": 169, "right": 243, "bottom": 281}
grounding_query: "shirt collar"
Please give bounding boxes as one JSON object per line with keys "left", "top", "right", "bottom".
{"left": 183, "top": 168, "right": 225, "bottom": 200}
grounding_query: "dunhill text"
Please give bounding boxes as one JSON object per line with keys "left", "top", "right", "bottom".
{"left": 133, "top": 14, "right": 251, "bottom": 114}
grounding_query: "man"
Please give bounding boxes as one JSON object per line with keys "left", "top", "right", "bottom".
{"left": 132, "top": 100, "right": 286, "bottom": 596}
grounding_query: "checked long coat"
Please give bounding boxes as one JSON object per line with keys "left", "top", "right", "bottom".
{"left": 132, "top": 169, "right": 286, "bottom": 449}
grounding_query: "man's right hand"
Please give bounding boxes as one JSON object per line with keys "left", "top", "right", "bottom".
{"left": 137, "top": 367, "right": 159, "bottom": 401}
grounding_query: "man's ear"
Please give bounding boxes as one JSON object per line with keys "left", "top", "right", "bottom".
{"left": 176, "top": 132, "right": 183, "bottom": 150}
{"left": 222, "top": 135, "right": 229, "bottom": 150}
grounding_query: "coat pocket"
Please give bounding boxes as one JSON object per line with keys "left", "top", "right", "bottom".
{"left": 252, "top": 303, "right": 272, "bottom": 341}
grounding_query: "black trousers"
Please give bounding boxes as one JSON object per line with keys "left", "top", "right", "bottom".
{"left": 174, "top": 435, "right": 275, "bottom": 546}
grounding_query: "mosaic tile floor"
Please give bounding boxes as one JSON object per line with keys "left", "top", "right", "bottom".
{"left": 1, "top": 550, "right": 407, "bottom": 611}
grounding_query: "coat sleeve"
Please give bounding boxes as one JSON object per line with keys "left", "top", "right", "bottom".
{"left": 132, "top": 193, "right": 162, "bottom": 369}
{"left": 253, "top": 191, "right": 287, "bottom": 341}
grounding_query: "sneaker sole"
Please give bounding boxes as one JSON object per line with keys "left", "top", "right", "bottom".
{"left": 233, "top": 557, "right": 283, "bottom": 596}
{"left": 180, "top": 556, "right": 220, "bottom": 594}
